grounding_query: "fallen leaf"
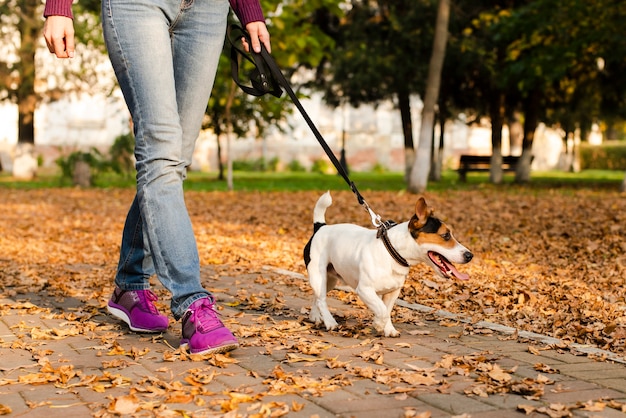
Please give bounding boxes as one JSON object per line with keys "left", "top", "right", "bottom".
{"left": 110, "top": 395, "right": 141, "bottom": 415}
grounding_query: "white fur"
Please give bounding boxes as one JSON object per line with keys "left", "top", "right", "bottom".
{"left": 305, "top": 191, "right": 471, "bottom": 337}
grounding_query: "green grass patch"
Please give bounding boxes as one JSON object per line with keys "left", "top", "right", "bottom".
{"left": 183, "top": 171, "right": 407, "bottom": 192}
{"left": 1, "top": 169, "right": 623, "bottom": 192}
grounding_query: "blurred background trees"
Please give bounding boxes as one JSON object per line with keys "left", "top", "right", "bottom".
{"left": 0, "top": 0, "right": 102, "bottom": 178}
{"left": 1, "top": 0, "right": 625, "bottom": 190}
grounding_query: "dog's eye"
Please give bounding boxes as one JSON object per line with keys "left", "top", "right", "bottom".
{"left": 441, "top": 232, "right": 451, "bottom": 241}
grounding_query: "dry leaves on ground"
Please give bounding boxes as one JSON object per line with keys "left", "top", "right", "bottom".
{"left": 1, "top": 187, "right": 626, "bottom": 416}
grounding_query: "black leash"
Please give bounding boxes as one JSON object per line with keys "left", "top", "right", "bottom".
{"left": 227, "top": 25, "right": 411, "bottom": 266}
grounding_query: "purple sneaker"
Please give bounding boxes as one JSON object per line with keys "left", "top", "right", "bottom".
{"left": 180, "top": 298, "right": 239, "bottom": 355}
{"left": 107, "top": 287, "right": 169, "bottom": 333}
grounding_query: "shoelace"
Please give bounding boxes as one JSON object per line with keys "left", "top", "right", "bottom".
{"left": 135, "top": 290, "right": 161, "bottom": 315}
{"left": 189, "top": 298, "right": 222, "bottom": 332}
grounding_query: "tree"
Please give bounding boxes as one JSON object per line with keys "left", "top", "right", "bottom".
{"left": 0, "top": 0, "right": 101, "bottom": 178}
{"left": 319, "top": 0, "right": 436, "bottom": 182}
{"left": 447, "top": 2, "right": 525, "bottom": 184}
{"left": 1, "top": 0, "right": 41, "bottom": 178}
{"left": 440, "top": 0, "right": 625, "bottom": 185}
{"left": 205, "top": 33, "right": 290, "bottom": 181}
{"left": 495, "top": 0, "right": 620, "bottom": 182}
{"left": 204, "top": 2, "right": 341, "bottom": 182}
{"left": 408, "top": 0, "right": 450, "bottom": 193}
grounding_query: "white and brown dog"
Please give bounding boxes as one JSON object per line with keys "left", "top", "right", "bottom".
{"left": 303, "top": 191, "right": 472, "bottom": 337}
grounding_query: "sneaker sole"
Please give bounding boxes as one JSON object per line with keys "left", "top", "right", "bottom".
{"left": 180, "top": 341, "right": 239, "bottom": 355}
{"left": 107, "top": 304, "right": 168, "bottom": 333}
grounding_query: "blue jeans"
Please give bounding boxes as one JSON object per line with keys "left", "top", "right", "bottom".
{"left": 102, "top": 0, "right": 229, "bottom": 319}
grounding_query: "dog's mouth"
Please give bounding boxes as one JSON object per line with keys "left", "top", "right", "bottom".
{"left": 428, "top": 252, "right": 469, "bottom": 281}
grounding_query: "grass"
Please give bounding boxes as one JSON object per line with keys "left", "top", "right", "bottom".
{"left": 184, "top": 171, "right": 407, "bottom": 192}
{"left": 0, "top": 169, "right": 624, "bottom": 192}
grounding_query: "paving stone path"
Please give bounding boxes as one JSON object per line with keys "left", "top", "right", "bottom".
{"left": 1, "top": 266, "right": 625, "bottom": 417}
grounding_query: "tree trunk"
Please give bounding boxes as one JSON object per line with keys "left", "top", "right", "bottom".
{"left": 215, "top": 124, "right": 225, "bottom": 180}
{"left": 516, "top": 91, "right": 540, "bottom": 183}
{"left": 429, "top": 106, "right": 444, "bottom": 181}
{"left": 408, "top": 0, "right": 450, "bottom": 193}
{"left": 559, "top": 129, "right": 569, "bottom": 171}
{"left": 436, "top": 110, "right": 444, "bottom": 181}
{"left": 489, "top": 92, "right": 505, "bottom": 184}
{"left": 572, "top": 134, "right": 581, "bottom": 173}
{"left": 12, "top": 0, "right": 39, "bottom": 179}
{"left": 398, "top": 88, "right": 414, "bottom": 183}
{"left": 225, "top": 81, "right": 237, "bottom": 191}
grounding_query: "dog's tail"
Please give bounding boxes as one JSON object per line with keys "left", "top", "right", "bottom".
{"left": 304, "top": 191, "right": 332, "bottom": 267}
{"left": 313, "top": 191, "right": 332, "bottom": 226}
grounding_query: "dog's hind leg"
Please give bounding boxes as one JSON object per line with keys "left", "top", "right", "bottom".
{"left": 308, "top": 263, "right": 339, "bottom": 330}
{"left": 357, "top": 285, "right": 400, "bottom": 337}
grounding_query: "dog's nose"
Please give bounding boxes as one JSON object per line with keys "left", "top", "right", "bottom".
{"left": 464, "top": 251, "right": 473, "bottom": 262}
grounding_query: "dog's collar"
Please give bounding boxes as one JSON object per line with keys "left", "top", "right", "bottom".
{"left": 376, "top": 221, "right": 410, "bottom": 268}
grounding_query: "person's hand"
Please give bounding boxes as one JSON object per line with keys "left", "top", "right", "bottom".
{"left": 242, "top": 21, "right": 271, "bottom": 54}
{"left": 43, "top": 16, "right": 75, "bottom": 59}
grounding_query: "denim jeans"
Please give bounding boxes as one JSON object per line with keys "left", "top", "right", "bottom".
{"left": 102, "top": 0, "right": 229, "bottom": 319}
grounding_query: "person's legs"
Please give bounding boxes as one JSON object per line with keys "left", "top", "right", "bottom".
{"left": 107, "top": 194, "right": 169, "bottom": 332}
{"left": 115, "top": 195, "right": 153, "bottom": 289}
{"left": 102, "top": 0, "right": 237, "bottom": 352}
{"left": 171, "top": 0, "right": 229, "bottom": 169}
{"left": 168, "top": 0, "right": 239, "bottom": 354}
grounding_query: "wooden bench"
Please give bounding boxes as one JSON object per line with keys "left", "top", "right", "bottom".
{"left": 457, "top": 155, "right": 526, "bottom": 182}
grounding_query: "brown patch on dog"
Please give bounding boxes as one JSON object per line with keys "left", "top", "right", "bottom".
{"left": 416, "top": 225, "right": 459, "bottom": 249}
{"left": 410, "top": 197, "right": 433, "bottom": 230}
{"left": 407, "top": 197, "right": 460, "bottom": 250}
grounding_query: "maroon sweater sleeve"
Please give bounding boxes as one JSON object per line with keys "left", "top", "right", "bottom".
{"left": 43, "top": 0, "right": 74, "bottom": 18}
{"left": 229, "top": 0, "right": 265, "bottom": 26}
{"left": 44, "top": 0, "right": 262, "bottom": 25}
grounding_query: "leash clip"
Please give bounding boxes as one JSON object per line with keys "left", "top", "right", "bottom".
{"left": 362, "top": 200, "right": 383, "bottom": 228}
{"left": 376, "top": 219, "right": 398, "bottom": 238}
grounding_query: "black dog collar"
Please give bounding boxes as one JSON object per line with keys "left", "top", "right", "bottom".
{"left": 377, "top": 221, "right": 409, "bottom": 268}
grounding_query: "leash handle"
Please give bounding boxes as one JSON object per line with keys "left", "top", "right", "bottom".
{"left": 227, "top": 25, "right": 283, "bottom": 98}
{"left": 228, "top": 25, "right": 385, "bottom": 227}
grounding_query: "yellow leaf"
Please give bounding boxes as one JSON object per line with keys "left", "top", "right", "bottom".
{"left": 402, "top": 373, "right": 439, "bottom": 387}
{"left": 488, "top": 364, "right": 512, "bottom": 383}
{"left": 535, "top": 374, "right": 553, "bottom": 384}
{"left": 90, "top": 384, "right": 108, "bottom": 393}
{"left": 326, "top": 358, "right": 349, "bottom": 369}
{"left": 208, "top": 353, "right": 240, "bottom": 367}
{"left": 285, "top": 353, "right": 324, "bottom": 363}
{"left": 165, "top": 392, "right": 194, "bottom": 404}
{"left": 292, "top": 401, "right": 305, "bottom": 412}
{"left": 110, "top": 395, "right": 140, "bottom": 415}
{"left": 580, "top": 401, "right": 605, "bottom": 412}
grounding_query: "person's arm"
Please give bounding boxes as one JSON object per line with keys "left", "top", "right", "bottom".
{"left": 42, "top": 0, "right": 75, "bottom": 59}
{"left": 229, "top": 0, "right": 271, "bottom": 53}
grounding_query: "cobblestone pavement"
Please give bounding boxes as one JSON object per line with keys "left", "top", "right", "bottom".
{"left": 1, "top": 266, "right": 626, "bottom": 417}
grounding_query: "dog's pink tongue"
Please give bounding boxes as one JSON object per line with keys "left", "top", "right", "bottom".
{"left": 445, "top": 260, "right": 470, "bottom": 281}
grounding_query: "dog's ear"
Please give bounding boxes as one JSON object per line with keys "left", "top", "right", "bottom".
{"left": 411, "top": 197, "right": 433, "bottom": 229}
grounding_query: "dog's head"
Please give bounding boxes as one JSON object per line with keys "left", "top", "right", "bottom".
{"left": 408, "top": 197, "right": 473, "bottom": 280}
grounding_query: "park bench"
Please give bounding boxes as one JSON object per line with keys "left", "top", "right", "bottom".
{"left": 457, "top": 154, "right": 530, "bottom": 182}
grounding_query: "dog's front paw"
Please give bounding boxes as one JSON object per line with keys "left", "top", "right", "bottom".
{"left": 321, "top": 316, "right": 338, "bottom": 331}
{"left": 384, "top": 328, "right": 401, "bottom": 338}
{"left": 378, "top": 321, "right": 400, "bottom": 337}
{"left": 309, "top": 306, "right": 323, "bottom": 325}
{"left": 373, "top": 318, "right": 400, "bottom": 337}
{"left": 310, "top": 307, "right": 338, "bottom": 330}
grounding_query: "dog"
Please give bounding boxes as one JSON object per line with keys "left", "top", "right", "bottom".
{"left": 303, "top": 191, "right": 473, "bottom": 337}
